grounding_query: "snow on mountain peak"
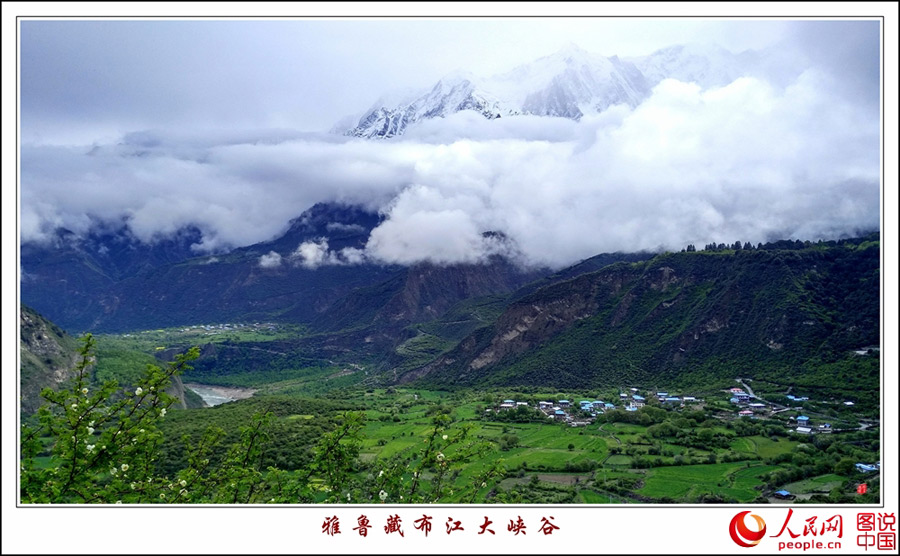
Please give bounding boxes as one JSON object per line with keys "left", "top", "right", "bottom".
{"left": 344, "top": 43, "right": 758, "bottom": 138}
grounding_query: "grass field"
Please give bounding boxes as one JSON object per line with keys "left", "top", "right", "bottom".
{"left": 782, "top": 474, "right": 846, "bottom": 494}
{"left": 637, "top": 462, "right": 782, "bottom": 502}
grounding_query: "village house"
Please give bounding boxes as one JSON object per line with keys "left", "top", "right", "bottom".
{"left": 774, "top": 490, "right": 795, "bottom": 500}
{"left": 558, "top": 400, "right": 571, "bottom": 408}
{"left": 499, "top": 399, "right": 516, "bottom": 410}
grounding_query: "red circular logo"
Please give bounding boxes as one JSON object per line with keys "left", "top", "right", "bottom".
{"left": 730, "top": 511, "right": 767, "bottom": 547}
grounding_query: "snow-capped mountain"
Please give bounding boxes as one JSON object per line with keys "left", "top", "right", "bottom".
{"left": 347, "top": 75, "right": 507, "bottom": 139}
{"left": 488, "top": 44, "right": 649, "bottom": 119}
{"left": 629, "top": 43, "right": 755, "bottom": 89}
{"left": 344, "top": 43, "right": 758, "bottom": 139}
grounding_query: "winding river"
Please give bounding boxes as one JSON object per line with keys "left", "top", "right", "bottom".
{"left": 184, "top": 383, "right": 257, "bottom": 407}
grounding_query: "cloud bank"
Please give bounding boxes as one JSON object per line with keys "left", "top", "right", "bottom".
{"left": 21, "top": 69, "right": 879, "bottom": 269}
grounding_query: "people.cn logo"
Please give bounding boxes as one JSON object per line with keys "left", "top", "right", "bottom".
{"left": 729, "top": 511, "right": 767, "bottom": 547}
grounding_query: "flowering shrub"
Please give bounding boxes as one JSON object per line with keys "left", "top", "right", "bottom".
{"left": 20, "top": 335, "right": 504, "bottom": 504}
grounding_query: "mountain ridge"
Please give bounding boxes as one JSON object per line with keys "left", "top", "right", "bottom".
{"left": 345, "top": 42, "right": 761, "bottom": 138}
{"left": 404, "top": 236, "right": 880, "bottom": 394}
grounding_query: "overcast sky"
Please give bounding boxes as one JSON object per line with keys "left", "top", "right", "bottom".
{"left": 17, "top": 17, "right": 885, "bottom": 268}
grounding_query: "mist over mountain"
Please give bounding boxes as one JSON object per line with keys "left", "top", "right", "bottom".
{"left": 347, "top": 43, "right": 750, "bottom": 138}
{"left": 21, "top": 41, "right": 880, "bottom": 271}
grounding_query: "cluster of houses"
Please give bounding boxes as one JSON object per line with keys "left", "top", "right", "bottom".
{"left": 177, "top": 322, "right": 280, "bottom": 334}
{"left": 729, "top": 387, "right": 771, "bottom": 419}
{"left": 494, "top": 388, "right": 701, "bottom": 425}
{"left": 787, "top": 414, "right": 834, "bottom": 435}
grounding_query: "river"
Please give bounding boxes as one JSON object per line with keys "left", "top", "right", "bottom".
{"left": 183, "top": 383, "right": 257, "bottom": 407}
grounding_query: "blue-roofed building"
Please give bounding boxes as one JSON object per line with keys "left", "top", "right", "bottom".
{"left": 633, "top": 395, "right": 646, "bottom": 401}
{"left": 592, "top": 401, "right": 604, "bottom": 408}
{"left": 797, "top": 416, "right": 810, "bottom": 423}
{"left": 664, "top": 397, "right": 680, "bottom": 403}
{"left": 558, "top": 400, "right": 570, "bottom": 408}
{"left": 657, "top": 392, "right": 669, "bottom": 398}
{"left": 774, "top": 490, "right": 793, "bottom": 499}
{"left": 604, "top": 403, "right": 615, "bottom": 409}
{"left": 625, "top": 405, "right": 638, "bottom": 412}
{"left": 730, "top": 397, "right": 741, "bottom": 404}
{"left": 855, "top": 463, "right": 878, "bottom": 473}
{"left": 554, "top": 410, "right": 567, "bottom": 421}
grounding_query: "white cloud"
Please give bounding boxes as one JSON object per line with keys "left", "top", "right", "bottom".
{"left": 20, "top": 69, "right": 880, "bottom": 270}
{"left": 258, "top": 251, "right": 282, "bottom": 269}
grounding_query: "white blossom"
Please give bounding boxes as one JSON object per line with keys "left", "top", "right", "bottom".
{"left": 378, "top": 470, "right": 384, "bottom": 477}
{"left": 436, "top": 453, "right": 445, "bottom": 461}
{"left": 378, "top": 490, "right": 388, "bottom": 501}
{"left": 180, "top": 479, "right": 187, "bottom": 487}
{"left": 134, "top": 387, "right": 143, "bottom": 396}
{"left": 121, "top": 463, "right": 129, "bottom": 472}
{"left": 70, "top": 404, "right": 78, "bottom": 410}
{"left": 159, "top": 493, "right": 165, "bottom": 499}
{"left": 86, "top": 444, "right": 95, "bottom": 452}
{"left": 110, "top": 468, "right": 117, "bottom": 476}
{"left": 160, "top": 408, "right": 167, "bottom": 417}
{"left": 86, "top": 427, "right": 94, "bottom": 435}
{"left": 115, "top": 501, "right": 122, "bottom": 504}
{"left": 442, "top": 434, "right": 448, "bottom": 440}
{"left": 130, "top": 482, "right": 136, "bottom": 490}
{"left": 81, "top": 388, "right": 89, "bottom": 395}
